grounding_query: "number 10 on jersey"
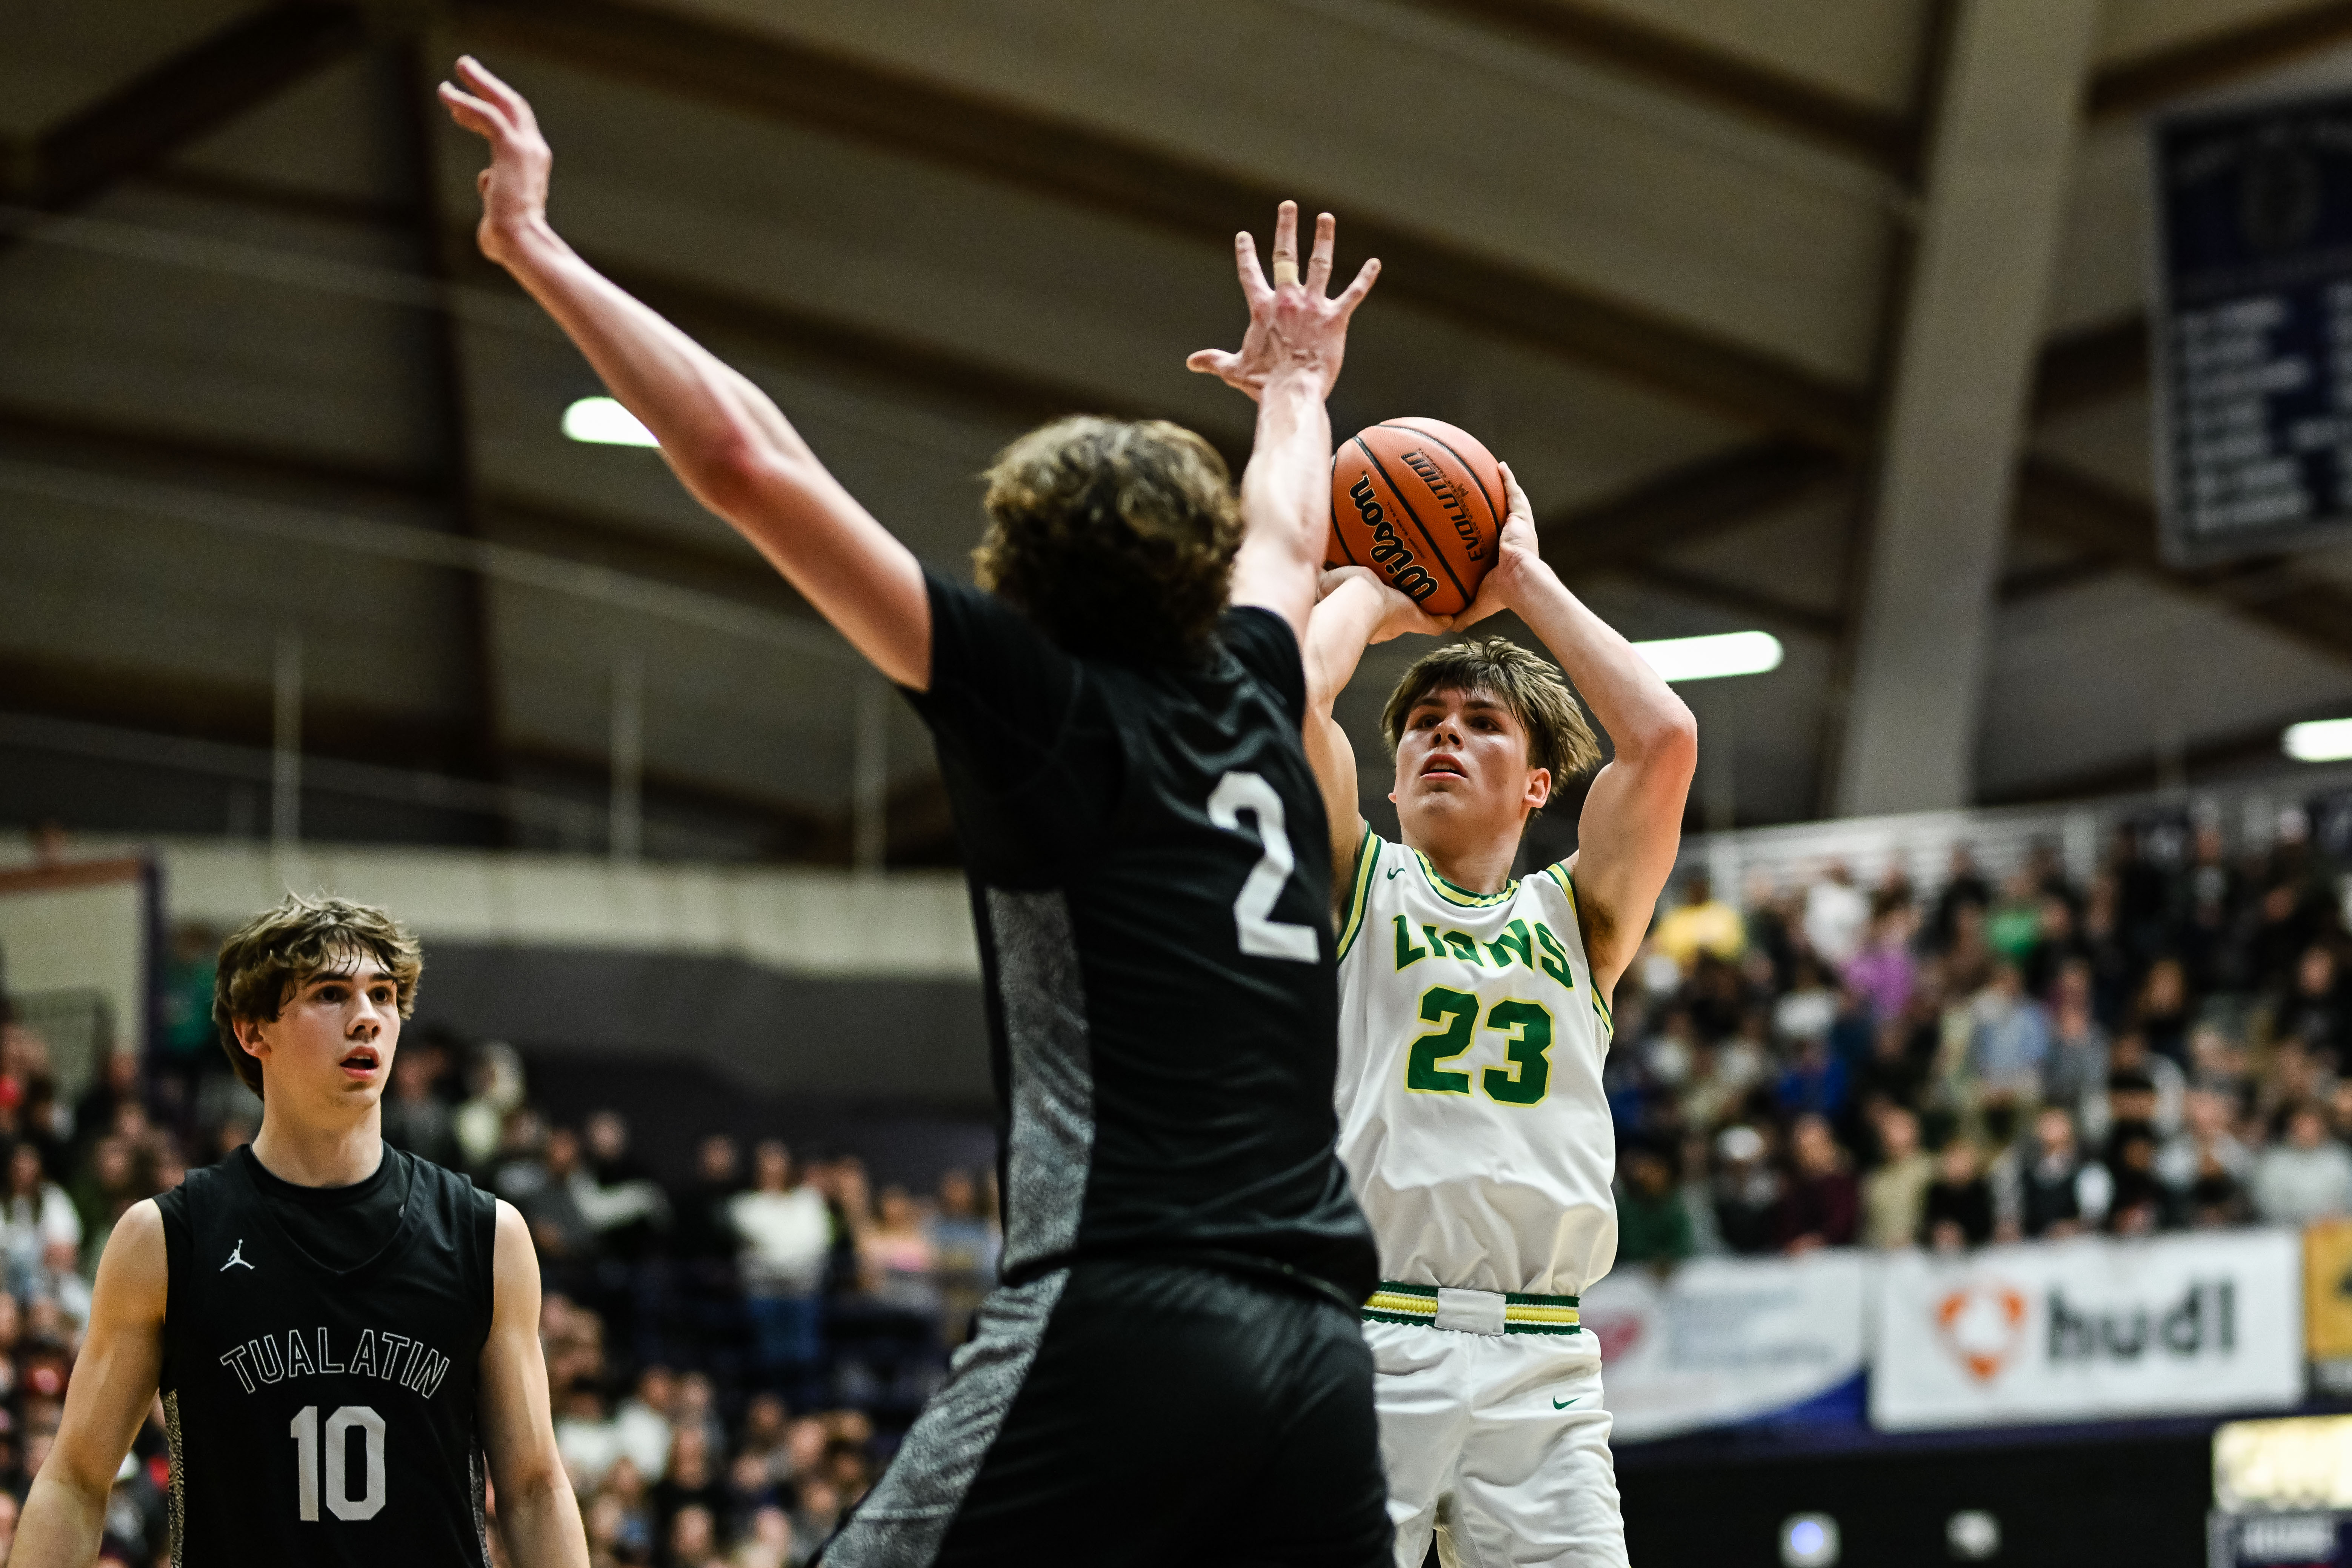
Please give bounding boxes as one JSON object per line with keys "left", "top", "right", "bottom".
{"left": 290, "top": 1405, "right": 386, "bottom": 1521}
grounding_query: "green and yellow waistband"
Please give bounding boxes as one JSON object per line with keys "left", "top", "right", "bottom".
{"left": 1361, "top": 1280, "right": 1581, "bottom": 1336}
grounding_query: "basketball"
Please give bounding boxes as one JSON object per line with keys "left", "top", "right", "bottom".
{"left": 1326, "top": 417, "right": 1506, "bottom": 617}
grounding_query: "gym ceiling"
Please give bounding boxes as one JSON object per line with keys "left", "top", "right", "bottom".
{"left": 6, "top": 0, "right": 2352, "bottom": 862}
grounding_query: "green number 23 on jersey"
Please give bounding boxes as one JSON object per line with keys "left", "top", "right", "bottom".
{"left": 1403, "top": 988, "right": 1554, "bottom": 1105}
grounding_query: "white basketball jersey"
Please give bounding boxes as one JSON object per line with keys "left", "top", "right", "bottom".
{"left": 1334, "top": 829, "right": 1618, "bottom": 1297}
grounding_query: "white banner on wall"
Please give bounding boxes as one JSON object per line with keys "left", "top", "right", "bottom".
{"left": 1871, "top": 1230, "right": 2303, "bottom": 1431}
{"left": 1584, "top": 1251, "right": 1868, "bottom": 1442}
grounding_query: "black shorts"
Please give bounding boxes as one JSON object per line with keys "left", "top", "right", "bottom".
{"left": 821, "top": 1258, "right": 1390, "bottom": 1568}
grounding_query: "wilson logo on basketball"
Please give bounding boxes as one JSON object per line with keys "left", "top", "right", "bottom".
{"left": 1345, "top": 475, "right": 1441, "bottom": 605}
{"left": 1934, "top": 1282, "right": 2029, "bottom": 1382}
{"left": 1401, "top": 449, "right": 1486, "bottom": 561}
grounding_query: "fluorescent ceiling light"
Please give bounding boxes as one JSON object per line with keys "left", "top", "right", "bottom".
{"left": 1631, "top": 629, "right": 1783, "bottom": 683}
{"left": 2285, "top": 717, "right": 2352, "bottom": 762}
{"left": 562, "top": 396, "right": 658, "bottom": 448}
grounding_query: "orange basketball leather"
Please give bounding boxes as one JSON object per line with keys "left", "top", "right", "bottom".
{"left": 1325, "top": 417, "right": 1504, "bottom": 617}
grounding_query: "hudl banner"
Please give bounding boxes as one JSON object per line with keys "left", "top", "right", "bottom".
{"left": 1583, "top": 1251, "right": 1867, "bottom": 1442}
{"left": 1871, "top": 1230, "right": 2302, "bottom": 1431}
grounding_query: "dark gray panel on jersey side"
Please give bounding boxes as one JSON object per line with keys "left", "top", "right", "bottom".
{"left": 981, "top": 889, "right": 1094, "bottom": 1274}
{"left": 409, "top": 941, "right": 988, "bottom": 1105}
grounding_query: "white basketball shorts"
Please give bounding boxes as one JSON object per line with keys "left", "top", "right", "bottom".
{"left": 1363, "top": 1318, "right": 1628, "bottom": 1568}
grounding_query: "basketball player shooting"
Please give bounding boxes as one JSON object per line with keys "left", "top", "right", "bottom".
{"left": 441, "top": 56, "right": 1396, "bottom": 1564}
{"left": 13, "top": 896, "right": 588, "bottom": 1567}
{"left": 1306, "top": 468, "right": 1696, "bottom": 1567}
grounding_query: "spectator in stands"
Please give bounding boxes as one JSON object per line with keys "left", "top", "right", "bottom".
{"left": 1772, "top": 957, "right": 1838, "bottom": 1049}
{"left": 1711, "top": 1123, "right": 1780, "bottom": 1256}
{"left": 1614, "top": 1142, "right": 1692, "bottom": 1267}
{"left": 1773, "top": 1114, "right": 1858, "bottom": 1253}
{"left": 730, "top": 1142, "right": 832, "bottom": 1408}
{"left": 0, "top": 1145, "right": 77, "bottom": 1299}
{"left": 1921, "top": 1139, "right": 1995, "bottom": 1251}
{"left": 1802, "top": 861, "right": 1870, "bottom": 969}
{"left": 554, "top": 1385, "right": 624, "bottom": 1492}
{"left": 612, "top": 1363, "right": 678, "bottom": 1482}
{"left": 2041, "top": 963, "right": 2109, "bottom": 1117}
{"left": 2159, "top": 1088, "right": 2252, "bottom": 1199}
{"left": 379, "top": 1036, "right": 460, "bottom": 1169}
{"left": 2283, "top": 944, "right": 2352, "bottom": 1069}
{"left": 491, "top": 1105, "right": 552, "bottom": 1201}
{"left": 1773, "top": 1026, "right": 1849, "bottom": 1123}
{"left": 2105, "top": 1125, "right": 2167, "bottom": 1236}
{"left": 1653, "top": 874, "right": 1745, "bottom": 973}
{"left": 580, "top": 1110, "right": 671, "bottom": 1262}
{"left": 69, "top": 1135, "right": 142, "bottom": 1277}
{"left": 653, "top": 1424, "right": 726, "bottom": 1549}
{"left": 675, "top": 1135, "right": 745, "bottom": 1268}
{"left": 734, "top": 1392, "right": 790, "bottom": 1484}
{"left": 2086, "top": 1035, "right": 2184, "bottom": 1148}
{"left": 1928, "top": 846, "right": 1993, "bottom": 952}
{"left": 1861, "top": 1106, "right": 1934, "bottom": 1249}
{"left": 2252, "top": 1103, "right": 2352, "bottom": 1224}
{"left": 1969, "top": 961, "right": 2052, "bottom": 1105}
{"left": 859, "top": 1185, "right": 939, "bottom": 1316}
{"left": 928, "top": 1168, "right": 998, "bottom": 1347}
{"left": 2134, "top": 957, "right": 2195, "bottom": 1068}
{"left": 2009, "top": 1106, "right": 2109, "bottom": 1239}
{"left": 666, "top": 1502, "right": 721, "bottom": 1568}
{"left": 451, "top": 1039, "right": 524, "bottom": 1172}
{"left": 1846, "top": 890, "right": 1918, "bottom": 1023}
{"left": 520, "top": 1125, "right": 599, "bottom": 1266}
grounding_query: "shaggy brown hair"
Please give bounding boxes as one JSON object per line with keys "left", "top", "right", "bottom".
{"left": 212, "top": 893, "right": 422, "bottom": 1096}
{"left": 973, "top": 416, "right": 1243, "bottom": 663}
{"left": 1380, "top": 636, "right": 1604, "bottom": 806}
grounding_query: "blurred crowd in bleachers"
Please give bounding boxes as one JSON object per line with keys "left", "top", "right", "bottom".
{"left": 3, "top": 796, "right": 2350, "bottom": 1563}
{"left": 1609, "top": 806, "right": 2352, "bottom": 1264}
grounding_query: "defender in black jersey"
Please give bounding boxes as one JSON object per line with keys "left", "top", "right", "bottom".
{"left": 14, "top": 896, "right": 587, "bottom": 1568}
{"left": 442, "top": 54, "right": 1388, "bottom": 1565}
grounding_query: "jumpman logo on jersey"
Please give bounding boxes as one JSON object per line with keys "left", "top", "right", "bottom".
{"left": 220, "top": 1240, "right": 254, "bottom": 1272}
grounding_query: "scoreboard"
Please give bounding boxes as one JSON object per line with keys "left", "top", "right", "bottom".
{"left": 2154, "top": 90, "right": 2352, "bottom": 566}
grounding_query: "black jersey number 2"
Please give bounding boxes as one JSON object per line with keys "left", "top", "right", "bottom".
{"left": 291, "top": 1405, "right": 386, "bottom": 1521}
{"left": 1208, "top": 771, "right": 1320, "bottom": 962}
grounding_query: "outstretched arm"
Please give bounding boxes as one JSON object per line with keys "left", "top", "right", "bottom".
{"left": 13, "top": 1203, "right": 166, "bottom": 1567}
{"left": 1458, "top": 465, "right": 1695, "bottom": 999}
{"left": 479, "top": 1202, "right": 590, "bottom": 1567}
{"left": 1189, "top": 203, "right": 1379, "bottom": 643}
{"left": 439, "top": 58, "right": 929, "bottom": 688}
{"left": 1304, "top": 569, "right": 1449, "bottom": 919}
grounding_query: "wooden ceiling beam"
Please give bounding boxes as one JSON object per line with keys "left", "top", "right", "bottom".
{"left": 1604, "top": 560, "right": 1844, "bottom": 639}
{"left": 2012, "top": 454, "right": 2352, "bottom": 666}
{"left": 1403, "top": 0, "right": 1920, "bottom": 180}
{"left": 2089, "top": 1, "right": 2352, "bottom": 121}
{"left": 15, "top": 2, "right": 366, "bottom": 213}
{"left": 2031, "top": 314, "right": 2151, "bottom": 422}
{"left": 452, "top": 0, "right": 1869, "bottom": 449}
{"left": 1542, "top": 437, "right": 1852, "bottom": 574}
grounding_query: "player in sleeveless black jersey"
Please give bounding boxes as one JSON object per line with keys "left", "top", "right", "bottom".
{"left": 14, "top": 895, "right": 587, "bottom": 1568}
{"left": 441, "top": 55, "right": 1388, "bottom": 1564}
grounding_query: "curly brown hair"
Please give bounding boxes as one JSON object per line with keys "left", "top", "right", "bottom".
{"left": 212, "top": 893, "right": 422, "bottom": 1096}
{"left": 1380, "top": 636, "right": 1603, "bottom": 807}
{"left": 972, "top": 416, "right": 1242, "bottom": 663}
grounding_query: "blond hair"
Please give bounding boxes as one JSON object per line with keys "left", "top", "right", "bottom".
{"left": 212, "top": 894, "right": 422, "bottom": 1095}
{"left": 972, "top": 416, "right": 1242, "bottom": 663}
{"left": 1380, "top": 637, "right": 1603, "bottom": 802}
